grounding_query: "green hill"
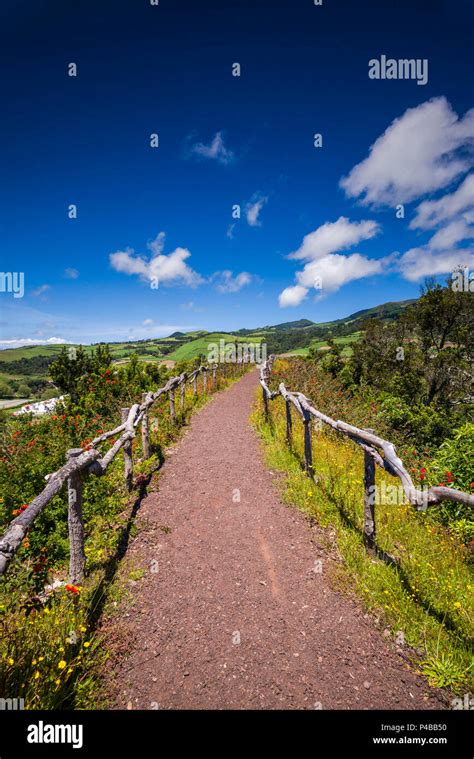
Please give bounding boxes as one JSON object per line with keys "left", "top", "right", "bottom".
{"left": 0, "top": 298, "right": 416, "bottom": 398}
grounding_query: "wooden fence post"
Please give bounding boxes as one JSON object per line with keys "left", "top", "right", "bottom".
{"left": 141, "top": 393, "right": 151, "bottom": 459}
{"left": 193, "top": 372, "right": 198, "bottom": 396}
{"left": 203, "top": 368, "right": 207, "bottom": 393}
{"left": 302, "top": 410, "right": 313, "bottom": 477}
{"left": 285, "top": 399, "right": 292, "bottom": 446}
{"left": 169, "top": 388, "right": 176, "bottom": 424}
{"left": 363, "top": 429, "right": 376, "bottom": 556}
{"left": 67, "top": 448, "right": 86, "bottom": 585}
{"left": 212, "top": 365, "right": 217, "bottom": 388}
{"left": 121, "top": 408, "right": 133, "bottom": 491}
{"left": 262, "top": 386, "right": 269, "bottom": 421}
{"left": 181, "top": 380, "right": 186, "bottom": 411}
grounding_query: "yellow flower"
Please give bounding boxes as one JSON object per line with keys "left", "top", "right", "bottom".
{"left": 453, "top": 602, "right": 462, "bottom": 609}
{"left": 8, "top": 657, "right": 14, "bottom": 665}
{"left": 79, "top": 626, "right": 87, "bottom": 633}
{"left": 55, "top": 679, "right": 60, "bottom": 686}
{"left": 58, "top": 660, "right": 67, "bottom": 670}
{"left": 34, "top": 671, "right": 40, "bottom": 680}
{"left": 38, "top": 656, "right": 44, "bottom": 662}
{"left": 32, "top": 659, "right": 37, "bottom": 665}
{"left": 83, "top": 641, "right": 90, "bottom": 648}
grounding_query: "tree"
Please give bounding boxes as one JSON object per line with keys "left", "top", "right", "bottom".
{"left": 50, "top": 346, "right": 92, "bottom": 401}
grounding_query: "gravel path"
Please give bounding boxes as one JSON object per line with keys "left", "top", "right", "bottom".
{"left": 104, "top": 370, "right": 445, "bottom": 710}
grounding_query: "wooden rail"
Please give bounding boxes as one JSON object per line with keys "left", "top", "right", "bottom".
{"left": 0, "top": 360, "right": 247, "bottom": 582}
{"left": 260, "top": 356, "right": 474, "bottom": 556}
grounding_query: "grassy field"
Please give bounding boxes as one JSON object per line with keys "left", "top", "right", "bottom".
{"left": 167, "top": 332, "right": 265, "bottom": 361}
{"left": 287, "top": 331, "right": 362, "bottom": 357}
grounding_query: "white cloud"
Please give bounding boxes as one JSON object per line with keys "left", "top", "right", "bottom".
{"left": 31, "top": 284, "right": 50, "bottom": 297}
{"left": 278, "top": 285, "right": 308, "bottom": 307}
{"left": 410, "top": 173, "right": 474, "bottom": 230}
{"left": 396, "top": 245, "right": 474, "bottom": 282}
{"left": 110, "top": 233, "right": 204, "bottom": 288}
{"left": 289, "top": 216, "right": 380, "bottom": 261}
{"left": 296, "top": 253, "right": 385, "bottom": 293}
{"left": 142, "top": 318, "right": 154, "bottom": 326}
{"left": 245, "top": 195, "right": 268, "bottom": 227}
{"left": 279, "top": 217, "right": 384, "bottom": 306}
{"left": 180, "top": 301, "right": 204, "bottom": 313}
{"left": 214, "top": 270, "right": 253, "bottom": 293}
{"left": 427, "top": 219, "right": 474, "bottom": 250}
{"left": 341, "top": 98, "right": 474, "bottom": 205}
{"left": 189, "top": 132, "right": 234, "bottom": 165}
{"left": 64, "top": 267, "right": 79, "bottom": 279}
{"left": 226, "top": 223, "right": 235, "bottom": 239}
{"left": 0, "top": 336, "right": 70, "bottom": 349}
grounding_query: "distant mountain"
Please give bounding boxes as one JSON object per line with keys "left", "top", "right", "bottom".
{"left": 236, "top": 299, "right": 415, "bottom": 338}
{"left": 0, "top": 298, "right": 417, "bottom": 399}
{"left": 237, "top": 318, "right": 314, "bottom": 334}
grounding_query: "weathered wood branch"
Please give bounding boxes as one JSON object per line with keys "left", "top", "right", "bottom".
{"left": 0, "top": 448, "right": 100, "bottom": 575}
{"left": 261, "top": 357, "right": 474, "bottom": 512}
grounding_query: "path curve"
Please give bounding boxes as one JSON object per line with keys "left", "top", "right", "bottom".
{"left": 104, "top": 370, "right": 445, "bottom": 710}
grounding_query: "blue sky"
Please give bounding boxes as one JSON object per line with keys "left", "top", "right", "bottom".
{"left": 1, "top": 0, "right": 473, "bottom": 347}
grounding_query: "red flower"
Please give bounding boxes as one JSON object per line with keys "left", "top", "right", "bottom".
{"left": 20, "top": 504, "right": 29, "bottom": 512}
{"left": 65, "top": 584, "right": 80, "bottom": 594}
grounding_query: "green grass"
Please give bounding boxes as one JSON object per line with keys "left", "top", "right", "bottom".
{"left": 168, "top": 333, "right": 264, "bottom": 361}
{"left": 253, "top": 394, "right": 473, "bottom": 693}
{"left": 288, "top": 332, "right": 363, "bottom": 357}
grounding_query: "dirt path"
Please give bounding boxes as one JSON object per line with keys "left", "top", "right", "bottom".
{"left": 104, "top": 370, "right": 445, "bottom": 710}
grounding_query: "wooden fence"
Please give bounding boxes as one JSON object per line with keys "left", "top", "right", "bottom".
{"left": 0, "top": 360, "right": 247, "bottom": 583}
{"left": 260, "top": 356, "right": 474, "bottom": 556}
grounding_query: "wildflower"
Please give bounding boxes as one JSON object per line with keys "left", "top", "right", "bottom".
{"left": 58, "top": 660, "right": 66, "bottom": 670}
{"left": 83, "top": 641, "right": 90, "bottom": 648}
{"left": 8, "top": 658, "right": 14, "bottom": 665}
{"left": 20, "top": 504, "right": 29, "bottom": 512}
{"left": 55, "top": 679, "right": 60, "bottom": 686}
{"left": 11, "top": 509, "right": 21, "bottom": 517}
{"left": 34, "top": 671, "right": 40, "bottom": 680}
{"left": 79, "top": 625, "right": 87, "bottom": 633}
{"left": 453, "top": 602, "right": 461, "bottom": 609}
{"left": 65, "top": 584, "right": 80, "bottom": 594}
